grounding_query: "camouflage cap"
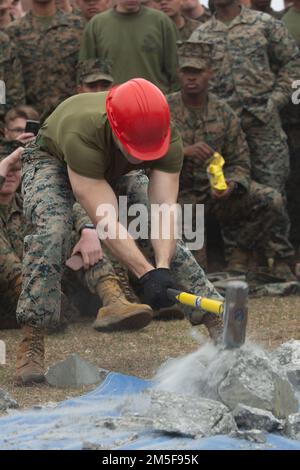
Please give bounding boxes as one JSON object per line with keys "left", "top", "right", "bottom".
{"left": 177, "top": 40, "right": 213, "bottom": 70}
{"left": 77, "top": 59, "right": 113, "bottom": 84}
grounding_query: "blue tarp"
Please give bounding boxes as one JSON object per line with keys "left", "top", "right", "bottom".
{"left": 0, "top": 372, "right": 299, "bottom": 450}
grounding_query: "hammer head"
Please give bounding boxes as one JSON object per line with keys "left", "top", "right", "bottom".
{"left": 223, "top": 280, "right": 248, "bottom": 349}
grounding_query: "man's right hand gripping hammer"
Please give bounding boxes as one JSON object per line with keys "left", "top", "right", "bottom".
{"left": 139, "top": 268, "right": 178, "bottom": 310}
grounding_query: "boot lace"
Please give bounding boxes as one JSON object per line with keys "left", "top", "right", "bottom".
{"left": 113, "top": 265, "right": 139, "bottom": 303}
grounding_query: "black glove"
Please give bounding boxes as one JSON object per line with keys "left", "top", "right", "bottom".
{"left": 138, "top": 268, "right": 178, "bottom": 310}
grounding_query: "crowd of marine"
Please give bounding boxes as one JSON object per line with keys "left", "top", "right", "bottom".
{"left": 0, "top": 0, "right": 299, "bottom": 386}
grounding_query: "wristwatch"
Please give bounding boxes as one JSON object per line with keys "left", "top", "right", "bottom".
{"left": 80, "top": 223, "right": 95, "bottom": 234}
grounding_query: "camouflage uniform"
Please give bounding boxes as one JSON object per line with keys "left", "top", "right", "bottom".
{"left": 189, "top": 6, "right": 299, "bottom": 259}
{"left": 0, "top": 188, "right": 131, "bottom": 328}
{"left": 0, "top": 193, "right": 24, "bottom": 327}
{"left": 178, "top": 16, "right": 199, "bottom": 41}
{"left": 167, "top": 91, "right": 289, "bottom": 260}
{"left": 6, "top": 10, "right": 83, "bottom": 121}
{"left": 18, "top": 142, "right": 221, "bottom": 328}
{"left": 189, "top": 6, "right": 299, "bottom": 191}
{"left": 76, "top": 58, "right": 114, "bottom": 85}
{"left": 0, "top": 31, "right": 25, "bottom": 125}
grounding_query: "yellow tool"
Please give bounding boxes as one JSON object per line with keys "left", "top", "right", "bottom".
{"left": 167, "top": 281, "right": 249, "bottom": 348}
{"left": 168, "top": 290, "right": 223, "bottom": 315}
{"left": 207, "top": 152, "right": 227, "bottom": 191}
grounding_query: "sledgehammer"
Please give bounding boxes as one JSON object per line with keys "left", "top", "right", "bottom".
{"left": 167, "top": 281, "right": 248, "bottom": 348}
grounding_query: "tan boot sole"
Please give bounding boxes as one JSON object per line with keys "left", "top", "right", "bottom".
{"left": 93, "top": 308, "right": 152, "bottom": 332}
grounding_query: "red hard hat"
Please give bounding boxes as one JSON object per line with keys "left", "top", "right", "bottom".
{"left": 106, "top": 78, "right": 171, "bottom": 161}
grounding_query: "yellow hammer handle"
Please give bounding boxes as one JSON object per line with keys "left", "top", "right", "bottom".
{"left": 174, "top": 291, "right": 224, "bottom": 315}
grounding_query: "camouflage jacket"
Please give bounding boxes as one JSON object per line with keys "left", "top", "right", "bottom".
{"left": 178, "top": 16, "right": 200, "bottom": 41}
{"left": 167, "top": 92, "right": 251, "bottom": 195}
{"left": 6, "top": 10, "right": 84, "bottom": 120}
{"left": 0, "top": 31, "right": 25, "bottom": 124}
{"left": 190, "top": 6, "right": 300, "bottom": 120}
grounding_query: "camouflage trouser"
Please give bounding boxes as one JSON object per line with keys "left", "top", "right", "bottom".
{"left": 236, "top": 110, "right": 294, "bottom": 259}
{"left": 18, "top": 147, "right": 221, "bottom": 328}
{"left": 241, "top": 110, "right": 289, "bottom": 192}
{"left": 0, "top": 232, "right": 22, "bottom": 328}
{"left": 18, "top": 145, "right": 75, "bottom": 327}
{"left": 19, "top": 144, "right": 137, "bottom": 327}
{"left": 179, "top": 181, "right": 287, "bottom": 259}
{"left": 0, "top": 216, "right": 120, "bottom": 329}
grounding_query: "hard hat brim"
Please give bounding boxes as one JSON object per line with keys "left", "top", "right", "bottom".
{"left": 117, "top": 127, "right": 171, "bottom": 162}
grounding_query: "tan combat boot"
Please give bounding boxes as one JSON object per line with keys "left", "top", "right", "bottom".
{"left": 113, "top": 265, "right": 141, "bottom": 304}
{"left": 15, "top": 325, "right": 45, "bottom": 385}
{"left": 226, "top": 248, "right": 250, "bottom": 274}
{"left": 93, "top": 277, "right": 153, "bottom": 331}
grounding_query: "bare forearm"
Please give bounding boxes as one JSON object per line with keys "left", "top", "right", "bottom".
{"left": 72, "top": 178, "right": 153, "bottom": 278}
{"left": 150, "top": 204, "right": 178, "bottom": 267}
{"left": 148, "top": 170, "right": 180, "bottom": 269}
{"left": 101, "top": 224, "right": 154, "bottom": 278}
{"left": 152, "top": 237, "right": 177, "bottom": 268}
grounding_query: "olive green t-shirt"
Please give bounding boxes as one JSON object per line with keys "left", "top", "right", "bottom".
{"left": 79, "top": 6, "right": 180, "bottom": 94}
{"left": 38, "top": 92, "right": 183, "bottom": 185}
{"left": 283, "top": 8, "right": 300, "bottom": 48}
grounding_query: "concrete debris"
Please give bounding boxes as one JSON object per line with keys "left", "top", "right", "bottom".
{"left": 236, "top": 429, "right": 267, "bottom": 444}
{"left": 45, "top": 353, "right": 106, "bottom": 387}
{"left": 271, "top": 340, "right": 300, "bottom": 391}
{"left": 1, "top": 339, "right": 299, "bottom": 446}
{"left": 195, "top": 346, "right": 298, "bottom": 419}
{"left": 82, "top": 442, "right": 111, "bottom": 450}
{"left": 233, "top": 404, "right": 284, "bottom": 432}
{"left": 0, "top": 388, "right": 19, "bottom": 412}
{"left": 144, "top": 390, "right": 237, "bottom": 438}
{"left": 285, "top": 413, "right": 300, "bottom": 441}
{"left": 81, "top": 431, "right": 139, "bottom": 450}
